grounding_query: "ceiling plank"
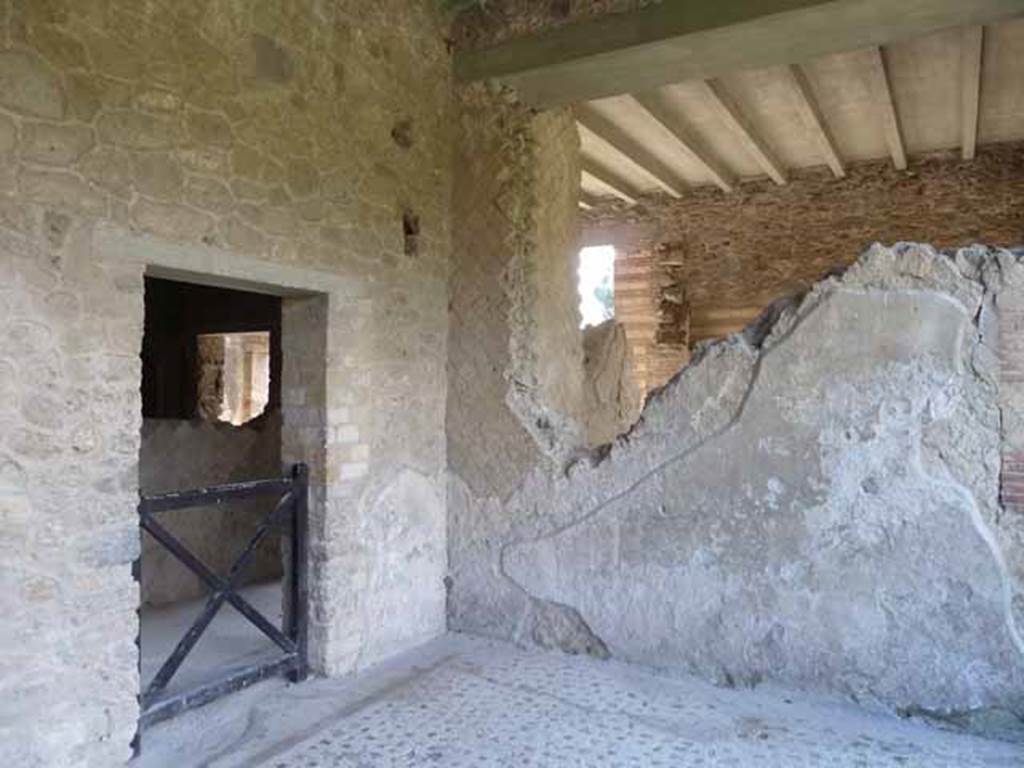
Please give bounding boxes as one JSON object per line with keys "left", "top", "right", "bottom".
{"left": 579, "top": 190, "right": 601, "bottom": 209}
{"left": 960, "top": 26, "right": 984, "bottom": 161}
{"left": 581, "top": 160, "right": 639, "bottom": 205}
{"left": 631, "top": 93, "right": 736, "bottom": 193}
{"left": 782, "top": 64, "right": 845, "bottom": 178}
{"left": 454, "top": 0, "right": 1024, "bottom": 107}
{"left": 575, "top": 105, "right": 686, "bottom": 197}
{"left": 865, "top": 46, "right": 907, "bottom": 171}
{"left": 700, "top": 79, "right": 786, "bottom": 185}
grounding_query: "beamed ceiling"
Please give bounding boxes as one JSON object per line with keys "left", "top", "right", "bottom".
{"left": 577, "top": 20, "right": 1024, "bottom": 207}
{"left": 455, "top": 1, "right": 1024, "bottom": 206}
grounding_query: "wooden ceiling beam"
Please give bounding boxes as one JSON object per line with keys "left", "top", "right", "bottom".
{"left": 700, "top": 79, "right": 787, "bottom": 185}
{"left": 631, "top": 93, "right": 736, "bottom": 193}
{"left": 575, "top": 105, "right": 686, "bottom": 197}
{"left": 960, "top": 26, "right": 984, "bottom": 161}
{"left": 578, "top": 190, "right": 602, "bottom": 209}
{"left": 782, "top": 64, "right": 845, "bottom": 178}
{"left": 865, "top": 46, "right": 907, "bottom": 171}
{"left": 455, "top": 0, "right": 1024, "bottom": 108}
{"left": 581, "top": 160, "right": 639, "bottom": 205}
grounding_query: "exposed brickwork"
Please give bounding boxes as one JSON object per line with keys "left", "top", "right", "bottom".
{"left": 588, "top": 144, "right": 1024, "bottom": 392}
{"left": 999, "top": 293, "right": 1024, "bottom": 516}
{"left": 613, "top": 247, "right": 689, "bottom": 392}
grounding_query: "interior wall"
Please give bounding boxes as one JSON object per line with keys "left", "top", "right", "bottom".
{"left": 448, "top": 84, "right": 622, "bottom": 655}
{"left": 138, "top": 277, "right": 283, "bottom": 608}
{"left": 0, "top": 1, "right": 451, "bottom": 764}
{"left": 452, "top": 235, "right": 1024, "bottom": 720}
{"left": 139, "top": 414, "right": 282, "bottom": 606}
{"left": 509, "top": 244, "right": 1024, "bottom": 716}
{"left": 586, "top": 144, "right": 1024, "bottom": 390}
{"left": 445, "top": 83, "right": 1024, "bottom": 722}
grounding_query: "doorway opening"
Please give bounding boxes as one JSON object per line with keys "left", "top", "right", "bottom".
{"left": 137, "top": 277, "right": 302, "bottom": 735}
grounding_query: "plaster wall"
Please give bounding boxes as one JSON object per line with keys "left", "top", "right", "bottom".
{"left": 448, "top": 85, "right": 617, "bottom": 656}
{"left": 444, "top": 82, "right": 1024, "bottom": 719}
{"left": 450, "top": 240, "right": 1024, "bottom": 721}
{"left": 0, "top": 1, "right": 451, "bottom": 764}
{"left": 581, "top": 320, "right": 643, "bottom": 447}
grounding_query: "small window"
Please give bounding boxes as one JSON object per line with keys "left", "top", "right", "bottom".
{"left": 196, "top": 331, "right": 271, "bottom": 425}
{"left": 578, "top": 245, "right": 615, "bottom": 328}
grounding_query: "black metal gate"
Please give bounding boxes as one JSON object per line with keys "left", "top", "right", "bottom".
{"left": 134, "top": 463, "right": 309, "bottom": 745}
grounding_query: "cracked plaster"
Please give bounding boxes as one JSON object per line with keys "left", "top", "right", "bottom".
{"left": 448, "top": 242, "right": 1024, "bottom": 723}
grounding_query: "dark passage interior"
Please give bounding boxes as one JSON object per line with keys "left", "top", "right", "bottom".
{"left": 138, "top": 277, "right": 286, "bottom": 698}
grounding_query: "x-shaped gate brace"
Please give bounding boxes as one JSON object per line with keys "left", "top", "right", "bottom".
{"left": 134, "top": 463, "right": 309, "bottom": 747}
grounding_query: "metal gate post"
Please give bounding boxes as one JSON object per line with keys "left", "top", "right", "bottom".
{"left": 288, "top": 462, "right": 310, "bottom": 682}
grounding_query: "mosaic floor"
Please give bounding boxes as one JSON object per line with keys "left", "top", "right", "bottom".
{"left": 136, "top": 632, "right": 1023, "bottom": 768}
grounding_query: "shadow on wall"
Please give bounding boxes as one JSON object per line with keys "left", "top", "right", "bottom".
{"left": 138, "top": 414, "right": 283, "bottom": 606}
{"left": 139, "top": 277, "right": 284, "bottom": 607}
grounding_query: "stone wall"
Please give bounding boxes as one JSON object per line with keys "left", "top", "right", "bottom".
{"left": 448, "top": 84, "right": 614, "bottom": 654}
{"left": 443, "top": 42, "right": 1024, "bottom": 719}
{"left": 448, "top": 83, "right": 587, "bottom": 494}
{"left": 452, "top": 0, "right": 657, "bottom": 51}
{"left": 0, "top": 1, "right": 451, "bottom": 764}
{"left": 454, "top": 241, "right": 1024, "bottom": 723}
{"left": 139, "top": 414, "right": 282, "bottom": 606}
{"left": 580, "top": 320, "right": 643, "bottom": 446}
{"left": 585, "top": 144, "right": 1024, "bottom": 390}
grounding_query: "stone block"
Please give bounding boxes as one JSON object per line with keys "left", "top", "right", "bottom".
{"left": 97, "top": 110, "right": 180, "bottom": 150}
{"left": 218, "top": 215, "right": 269, "bottom": 255}
{"left": 25, "top": 23, "right": 90, "bottom": 70}
{"left": 186, "top": 109, "right": 233, "bottom": 147}
{"left": 184, "top": 175, "right": 235, "bottom": 214}
{"left": 287, "top": 158, "right": 319, "bottom": 198}
{"left": 20, "top": 122, "right": 95, "bottom": 165}
{"left": 131, "top": 152, "right": 184, "bottom": 200}
{"left": 78, "top": 146, "right": 134, "bottom": 199}
{"left": 0, "top": 114, "right": 16, "bottom": 154}
{"left": 131, "top": 199, "right": 215, "bottom": 241}
{"left": 0, "top": 50, "right": 64, "bottom": 119}
{"left": 19, "top": 168, "right": 107, "bottom": 216}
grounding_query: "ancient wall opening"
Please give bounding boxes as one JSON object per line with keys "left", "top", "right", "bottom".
{"left": 139, "top": 278, "right": 283, "bottom": 607}
{"left": 137, "top": 277, "right": 290, "bottom": 709}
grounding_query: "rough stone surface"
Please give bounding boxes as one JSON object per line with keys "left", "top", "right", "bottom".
{"left": 0, "top": 50, "right": 64, "bottom": 119}
{"left": 448, "top": 84, "right": 587, "bottom": 502}
{"left": 449, "top": 243, "right": 1024, "bottom": 725}
{"left": 581, "top": 319, "right": 643, "bottom": 446}
{"left": 448, "top": 84, "right": 637, "bottom": 659}
{"left": 1, "top": 1, "right": 452, "bottom": 764}
{"left": 452, "top": 0, "right": 659, "bottom": 51}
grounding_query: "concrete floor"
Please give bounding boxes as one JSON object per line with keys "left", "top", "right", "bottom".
{"left": 140, "top": 581, "right": 284, "bottom": 700}
{"left": 134, "top": 601, "right": 1024, "bottom": 768}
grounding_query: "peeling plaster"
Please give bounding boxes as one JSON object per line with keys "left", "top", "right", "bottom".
{"left": 449, "top": 244, "right": 1024, "bottom": 721}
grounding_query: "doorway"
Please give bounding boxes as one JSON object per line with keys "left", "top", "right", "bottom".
{"left": 136, "top": 277, "right": 308, "bottom": 737}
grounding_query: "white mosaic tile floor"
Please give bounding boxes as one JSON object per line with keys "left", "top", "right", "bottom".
{"left": 137, "top": 632, "right": 1023, "bottom": 768}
